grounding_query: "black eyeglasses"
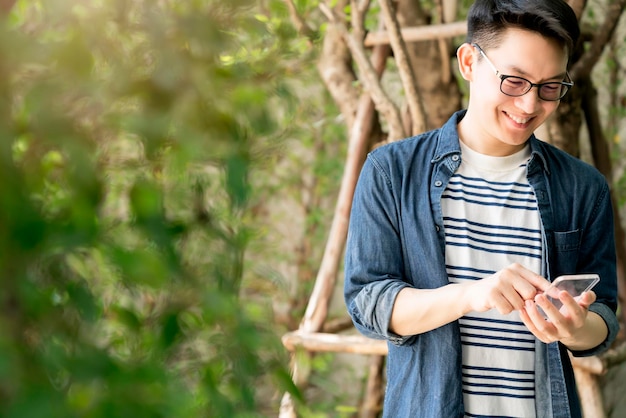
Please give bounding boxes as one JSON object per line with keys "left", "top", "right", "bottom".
{"left": 472, "top": 43, "right": 573, "bottom": 101}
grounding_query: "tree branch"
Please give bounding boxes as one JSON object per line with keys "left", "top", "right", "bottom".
{"left": 435, "top": 0, "right": 452, "bottom": 84}
{"left": 319, "top": 2, "right": 405, "bottom": 142}
{"left": 379, "top": 0, "right": 427, "bottom": 135}
{"left": 570, "top": 0, "right": 626, "bottom": 80}
{"left": 581, "top": 77, "right": 626, "bottom": 328}
{"left": 350, "top": 0, "right": 371, "bottom": 41}
{"left": 282, "top": 0, "right": 318, "bottom": 40}
{"left": 0, "top": 0, "right": 15, "bottom": 15}
{"left": 300, "top": 5, "right": 396, "bottom": 335}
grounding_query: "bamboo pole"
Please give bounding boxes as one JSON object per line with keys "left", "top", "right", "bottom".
{"left": 364, "top": 21, "right": 467, "bottom": 46}
{"left": 278, "top": 5, "right": 391, "bottom": 416}
{"left": 573, "top": 369, "right": 606, "bottom": 418}
{"left": 282, "top": 331, "right": 388, "bottom": 355}
{"left": 359, "top": 355, "right": 385, "bottom": 418}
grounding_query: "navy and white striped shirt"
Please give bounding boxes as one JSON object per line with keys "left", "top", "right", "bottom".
{"left": 443, "top": 141, "right": 541, "bottom": 417}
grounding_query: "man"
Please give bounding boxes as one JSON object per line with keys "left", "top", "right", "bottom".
{"left": 343, "top": 0, "right": 619, "bottom": 417}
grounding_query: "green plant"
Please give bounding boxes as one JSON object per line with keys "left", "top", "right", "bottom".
{"left": 0, "top": 1, "right": 301, "bottom": 417}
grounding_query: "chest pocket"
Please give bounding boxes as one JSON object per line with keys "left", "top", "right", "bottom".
{"left": 551, "top": 229, "right": 582, "bottom": 276}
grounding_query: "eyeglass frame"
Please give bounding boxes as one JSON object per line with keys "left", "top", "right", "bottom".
{"left": 471, "top": 43, "right": 573, "bottom": 101}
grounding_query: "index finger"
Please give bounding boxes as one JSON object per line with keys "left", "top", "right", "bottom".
{"left": 511, "top": 264, "right": 549, "bottom": 291}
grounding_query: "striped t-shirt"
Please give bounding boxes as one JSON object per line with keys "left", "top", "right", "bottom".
{"left": 442, "top": 141, "right": 542, "bottom": 418}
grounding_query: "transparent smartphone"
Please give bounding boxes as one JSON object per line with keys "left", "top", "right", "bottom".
{"left": 543, "top": 274, "right": 600, "bottom": 311}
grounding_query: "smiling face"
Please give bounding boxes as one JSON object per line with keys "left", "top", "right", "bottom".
{"left": 457, "top": 28, "right": 569, "bottom": 156}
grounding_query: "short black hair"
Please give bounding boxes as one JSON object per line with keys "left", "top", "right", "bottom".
{"left": 466, "top": 0, "right": 580, "bottom": 56}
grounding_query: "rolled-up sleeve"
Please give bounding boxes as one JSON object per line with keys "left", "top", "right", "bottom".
{"left": 568, "top": 181, "right": 619, "bottom": 357}
{"left": 568, "top": 302, "right": 620, "bottom": 357}
{"left": 344, "top": 153, "right": 412, "bottom": 344}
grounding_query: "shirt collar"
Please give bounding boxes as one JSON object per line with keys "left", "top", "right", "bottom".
{"left": 432, "top": 110, "right": 550, "bottom": 175}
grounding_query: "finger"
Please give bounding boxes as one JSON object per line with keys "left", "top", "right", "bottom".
{"left": 558, "top": 292, "right": 587, "bottom": 317}
{"left": 522, "top": 300, "right": 542, "bottom": 324}
{"left": 534, "top": 292, "right": 576, "bottom": 338}
{"left": 543, "top": 284, "right": 562, "bottom": 299}
{"left": 557, "top": 290, "right": 578, "bottom": 309}
{"left": 492, "top": 293, "right": 516, "bottom": 315}
{"left": 557, "top": 292, "right": 588, "bottom": 328}
{"left": 480, "top": 278, "right": 517, "bottom": 313}
{"left": 578, "top": 290, "right": 596, "bottom": 307}
{"left": 512, "top": 280, "right": 541, "bottom": 303}
{"left": 522, "top": 300, "right": 555, "bottom": 343}
{"left": 519, "top": 304, "right": 536, "bottom": 330}
{"left": 500, "top": 286, "right": 527, "bottom": 311}
{"left": 497, "top": 265, "right": 544, "bottom": 301}
{"left": 510, "top": 264, "right": 550, "bottom": 291}
{"left": 534, "top": 292, "right": 560, "bottom": 320}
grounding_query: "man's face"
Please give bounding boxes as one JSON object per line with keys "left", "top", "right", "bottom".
{"left": 459, "top": 28, "right": 569, "bottom": 156}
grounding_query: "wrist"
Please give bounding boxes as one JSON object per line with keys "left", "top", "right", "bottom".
{"left": 454, "top": 281, "right": 476, "bottom": 316}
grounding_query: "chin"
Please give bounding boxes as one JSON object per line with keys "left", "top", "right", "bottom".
{"left": 499, "top": 119, "right": 538, "bottom": 141}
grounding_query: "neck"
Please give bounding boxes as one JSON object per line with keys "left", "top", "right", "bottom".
{"left": 457, "top": 114, "right": 528, "bottom": 157}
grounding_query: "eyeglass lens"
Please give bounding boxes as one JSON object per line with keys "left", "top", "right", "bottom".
{"left": 500, "top": 76, "right": 568, "bottom": 101}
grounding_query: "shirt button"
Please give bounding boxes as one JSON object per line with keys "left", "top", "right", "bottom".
{"left": 435, "top": 225, "right": 440, "bottom": 232}
{"left": 434, "top": 180, "right": 443, "bottom": 187}
{"left": 452, "top": 155, "right": 460, "bottom": 161}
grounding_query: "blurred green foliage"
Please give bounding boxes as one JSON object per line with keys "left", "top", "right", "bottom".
{"left": 0, "top": 0, "right": 303, "bottom": 416}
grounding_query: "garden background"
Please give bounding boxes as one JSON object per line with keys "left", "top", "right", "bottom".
{"left": 0, "top": 1, "right": 624, "bottom": 417}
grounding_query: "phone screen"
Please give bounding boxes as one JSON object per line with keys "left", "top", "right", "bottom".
{"left": 544, "top": 274, "right": 600, "bottom": 310}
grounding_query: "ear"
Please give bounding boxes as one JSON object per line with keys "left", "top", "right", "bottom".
{"left": 457, "top": 43, "right": 476, "bottom": 81}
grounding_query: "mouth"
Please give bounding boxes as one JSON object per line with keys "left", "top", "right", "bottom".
{"left": 504, "top": 111, "right": 534, "bottom": 127}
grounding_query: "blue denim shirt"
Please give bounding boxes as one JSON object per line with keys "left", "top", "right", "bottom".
{"left": 344, "top": 111, "right": 619, "bottom": 418}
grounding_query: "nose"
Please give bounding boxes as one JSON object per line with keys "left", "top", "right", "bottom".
{"left": 514, "top": 87, "right": 542, "bottom": 114}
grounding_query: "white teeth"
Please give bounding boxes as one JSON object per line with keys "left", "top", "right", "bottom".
{"left": 506, "top": 112, "right": 531, "bottom": 124}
